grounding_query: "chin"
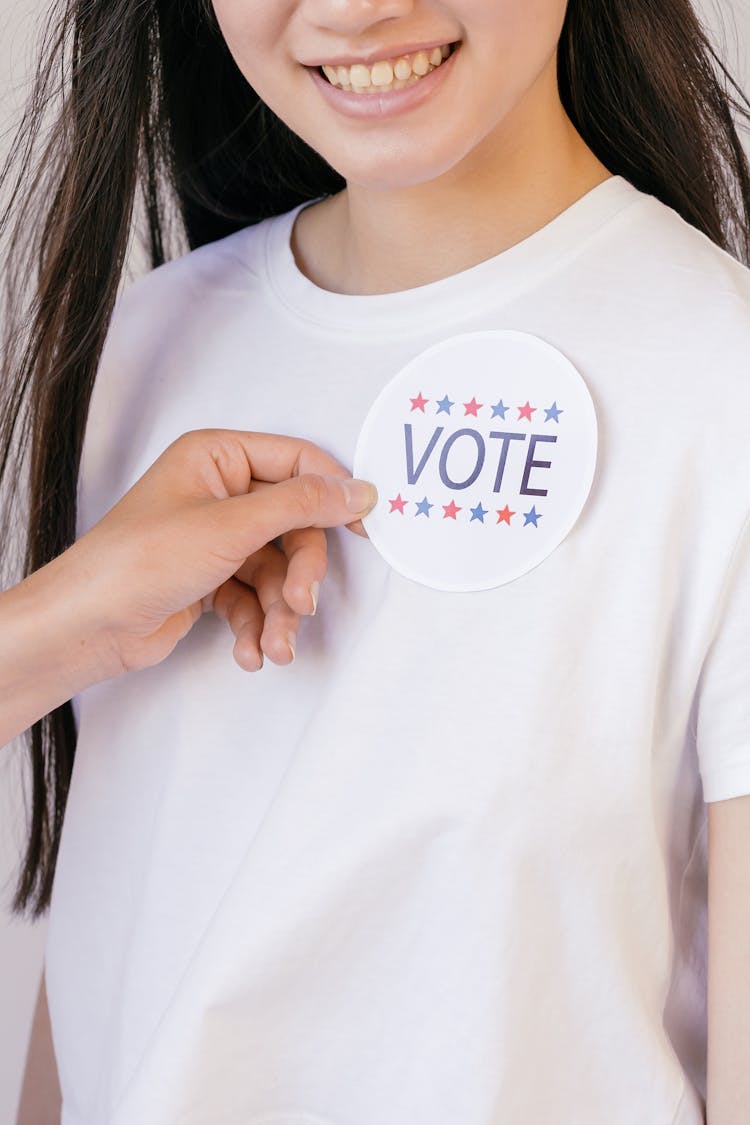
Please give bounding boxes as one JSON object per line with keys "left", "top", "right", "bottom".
{"left": 316, "top": 145, "right": 468, "bottom": 193}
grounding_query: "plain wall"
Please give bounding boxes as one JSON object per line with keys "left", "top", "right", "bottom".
{"left": 0, "top": 1, "right": 748, "bottom": 1123}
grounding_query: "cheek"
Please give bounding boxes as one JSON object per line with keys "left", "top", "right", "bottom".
{"left": 208, "top": 1, "right": 324, "bottom": 152}
{"left": 501, "top": 0, "right": 569, "bottom": 67}
{"left": 457, "top": 0, "right": 568, "bottom": 130}
{"left": 459, "top": 0, "right": 568, "bottom": 34}
{"left": 460, "top": 0, "right": 568, "bottom": 73}
{"left": 209, "top": 1, "right": 293, "bottom": 93}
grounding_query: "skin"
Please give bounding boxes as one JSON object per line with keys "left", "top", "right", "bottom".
{"left": 0, "top": 431, "right": 377, "bottom": 748}
{"left": 707, "top": 795, "right": 750, "bottom": 1123}
{"left": 210, "top": 0, "right": 613, "bottom": 295}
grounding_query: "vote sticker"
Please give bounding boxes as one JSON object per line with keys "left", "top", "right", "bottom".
{"left": 353, "top": 330, "right": 598, "bottom": 592}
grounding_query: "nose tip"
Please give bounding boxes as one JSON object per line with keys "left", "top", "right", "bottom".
{"left": 305, "top": 0, "right": 415, "bottom": 38}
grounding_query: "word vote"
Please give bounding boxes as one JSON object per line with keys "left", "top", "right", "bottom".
{"left": 404, "top": 423, "right": 558, "bottom": 497}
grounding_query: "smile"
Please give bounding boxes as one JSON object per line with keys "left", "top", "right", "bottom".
{"left": 319, "top": 43, "right": 458, "bottom": 95}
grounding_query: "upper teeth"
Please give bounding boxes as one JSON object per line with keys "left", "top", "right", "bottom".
{"left": 322, "top": 44, "right": 452, "bottom": 92}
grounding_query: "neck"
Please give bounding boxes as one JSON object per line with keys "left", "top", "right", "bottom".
{"left": 291, "top": 64, "right": 612, "bottom": 297}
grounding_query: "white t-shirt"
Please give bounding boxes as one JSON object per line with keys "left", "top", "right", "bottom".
{"left": 46, "top": 174, "right": 750, "bottom": 1125}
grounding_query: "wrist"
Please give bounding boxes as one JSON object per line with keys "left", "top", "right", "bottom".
{"left": 0, "top": 547, "right": 118, "bottom": 746}
{"left": 34, "top": 542, "right": 125, "bottom": 685}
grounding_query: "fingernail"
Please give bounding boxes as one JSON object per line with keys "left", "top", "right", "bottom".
{"left": 341, "top": 478, "right": 378, "bottom": 514}
{"left": 287, "top": 633, "right": 296, "bottom": 662}
{"left": 309, "top": 580, "right": 319, "bottom": 616}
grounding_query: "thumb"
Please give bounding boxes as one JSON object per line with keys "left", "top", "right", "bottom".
{"left": 213, "top": 472, "right": 378, "bottom": 557}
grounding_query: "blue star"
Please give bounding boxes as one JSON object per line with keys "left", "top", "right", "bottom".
{"left": 523, "top": 506, "right": 542, "bottom": 527}
{"left": 470, "top": 501, "right": 488, "bottom": 523}
{"left": 491, "top": 399, "right": 508, "bottom": 419}
{"left": 436, "top": 395, "right": 454, "bottom": 415}
{"left": 415, "top": 496, "right": 433, "bottom": 517}
{"left": 544, "top": 401, "right": 563, "bottom": 423}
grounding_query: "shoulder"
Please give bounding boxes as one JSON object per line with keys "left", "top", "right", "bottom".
{"left": 77, "top": 213, "right": 288, "bottom": 533}
{"left": 612, "top": 189, "right": 750, "bottom": 515}
{"left": 90, "top": 209, "right": 291, "bottom": 408}
{"left": 110, "top": 216, "right": 273, "bottom": 337}
{"left": 603, "top": 186, "right": 750, "bottom": 439}
{"left": 623, "top": 188, "right": 750, "bottom": 323}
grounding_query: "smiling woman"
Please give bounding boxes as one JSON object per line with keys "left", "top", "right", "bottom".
{"left": 2, "top": 1, "right": 750, "bottom": 1124}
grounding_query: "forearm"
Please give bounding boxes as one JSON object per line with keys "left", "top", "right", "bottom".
{"left": 706, "top": 797, "right": 750, "bottom": 1124}
{"left": 0, "top": 549, "right": 110, "bottom": 747}
{"left": 16, "top": 970, "right": 61, "bottom": 1125}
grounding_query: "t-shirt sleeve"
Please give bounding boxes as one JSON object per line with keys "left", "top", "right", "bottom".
{"left": 696, "top": 511, "right": 750, "bottom": 802}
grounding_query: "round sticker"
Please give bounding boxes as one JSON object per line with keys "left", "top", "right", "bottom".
{"left": 353, "top": 330, "right": 598, "bottom": 592}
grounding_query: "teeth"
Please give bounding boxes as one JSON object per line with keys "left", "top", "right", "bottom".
{"left": 320, "top": 43, "right": 454, "bottom": 93}
{"left": 370, "top": 60, "right": 394, "bottom": 86}
{"left": 349, "top": 63, "right": 370, "bottom": 87}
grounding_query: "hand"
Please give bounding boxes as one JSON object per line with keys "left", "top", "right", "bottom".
{"left": 0, "top": 427, "right": 379, "bottom": 750}
{"left": 63, "top": 428, "right": 377, "bottom": 677}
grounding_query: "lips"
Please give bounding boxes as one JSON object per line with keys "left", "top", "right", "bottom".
{"left": 306, "top": 39, "right": 460, "bottom": 120}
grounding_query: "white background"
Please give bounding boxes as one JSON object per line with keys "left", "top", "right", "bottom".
{"left": 0, "top": 0, "right": 748, "bottom": 1121}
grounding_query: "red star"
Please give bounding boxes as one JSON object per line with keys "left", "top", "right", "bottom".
{"left": 517, "top": 401, "right": 536, "bottom": 422}
{"left": 496, "top": 505, "right": 515, "bottom": 525}
{"left": 410, "top": 392, "right": 429, "bottom": 412}
{"left": 442, "top": 499, "right": 462, "bottom": 520}
{"left": 389, "top": 493, "right": 408, "bottom": 514}
{"left": 463, "top": 397, "right": 483, "bottom": 417}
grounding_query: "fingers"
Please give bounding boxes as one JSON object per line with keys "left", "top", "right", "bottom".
{"left": 229, "top": 525, "right": 329, "bottom": 664}
{"left": 163, "top": 430, "right": 362, "bottom": 496}
{"left": 212, "top": 577, "right": 266, "bottom": 671}
{"left": 276, "top": 526, "right": 328, "bottom": 616}
{"left": 235, "top": 431, "right": 363, "bottom": 488}
{"left": 212, "top": 566, "right": 301, "bottom": 671}
{"left": 241, "top": 480, "right": 369, "bottom": 541}
{"left": 234, "top": 546, "right": 300, "bottom": 665}
{"left": 215, "top": 483, "right": 369, "bottom": 662}
{"left": 90, "top": 432, "right": 376, "bottom": 676}
{"left": 213, "top": 472, "right": 377, "bottom": 567}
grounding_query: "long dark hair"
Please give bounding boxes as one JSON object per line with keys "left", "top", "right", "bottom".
{"left": 2, "top": 0, "right": 749, "bottom": 918}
